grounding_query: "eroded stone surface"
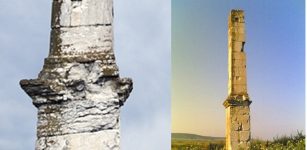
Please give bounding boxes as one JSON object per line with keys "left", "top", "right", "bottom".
{"left": 224, "top": 10, "right": 251, "bottom": 150}
{"left": 51, "top": 0, "right": 113, "bottom": 28}
{"left": 20, "top": 60, "right": 132, "bottom": 149}
{"left": 50, "top": 26, "right": 113, "bottom": 55}
{"left": 20, "top": 0, "right": 132, "bottom": 149}
{"left": 36, "top": 130, "right": 120, "bottom": 150}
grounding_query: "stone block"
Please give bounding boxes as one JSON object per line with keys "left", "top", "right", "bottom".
{"left": 232, "top": 33, "right": 245, "bottom": 42}
{"left": 231, "top": 121, "right": 241, "bottom": 131}
{"left": 50, "top": 26, "right": 113, "bottom": 55}
{"left": 232, "top": 67, "right": 246, "bottom": 77}
{"left": 239, "top": 131, "right": 250, "bottom": 142}
{"left": 238, "top": 141, "right": 250, "bottom": 150}
{"left": 230, "top": 107, "right": 238, "bottom": 115}
{"left": 51, "top": 0, "right": 113, "bottom": 28}
{"left": 238, "top": 23, "right": 245, "bottom": 27}
{"left": 232, "top": 41, "right": 243, "bottom": 52}
{"left": 233, "top": 78, "right": 245, "bottom": 86}
{"left": 230, "top": 115, "right": 237, "bottom": 122}
{"left": 232, "top": 84, "right": 247, "bottom": 94}
{"left": 230, "top": 142, "right": 238, "bottom": 150}
{"left": 232, "top": 59, "right": 246, "bottom": 67}
{"left": 36, "top": 89, "right": 121, "bottom": 137}
{"left": 232, "top": 52, "right": 246, "bottom": 60}
{"left": 238, "top": 107, "right": 250, "bottom": 115}
{"left": 232, "top": 22, "right": 245, "bottom": 29}
{"left": 241, "top": 120, "right": 250, "bottom": 131}
{"left": 237, "top": 34, "right": 245, "bottom": 42}
{"left": 36, "top": 130, "right": 120, "bottom": 150}
{"left": 230, "top": 131, "right": 239, "bottom": 142}
{"left": 238, "top": 114, "right": 249, "bottom": 123}
{"left": 234, "top": 27, "right": 244, "bottom": 34}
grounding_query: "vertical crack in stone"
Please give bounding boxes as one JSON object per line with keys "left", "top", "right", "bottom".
{"left": 20, "top": 0, "right": 132, "bottom": 149}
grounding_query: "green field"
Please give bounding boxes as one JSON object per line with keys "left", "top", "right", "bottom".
{"left": 172, "top": 132, "right": 305, "bottom": 150}
{"left": 172, "top": 133, "right": 225, "bottom": 150}
{"left": 172, "top": 139, "right": 224, "bottom": 150}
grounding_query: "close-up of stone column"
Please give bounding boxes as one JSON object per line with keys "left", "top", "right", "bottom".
{"left": 223, "top": 10, "right": 252, "bottom": 150}
{"left": 20, "top": 0, "right": 133, "bottom": 149}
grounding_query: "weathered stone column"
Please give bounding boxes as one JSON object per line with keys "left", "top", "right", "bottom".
{"left": 223, "top": 10, "right": 252, "bottom": 150}
{"left": 20, "top": 0, "right": 132, "bottom": 149}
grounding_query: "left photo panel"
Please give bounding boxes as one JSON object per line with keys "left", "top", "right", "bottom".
{"left": 0, "top": 0, "right": 170, "bottom": 149}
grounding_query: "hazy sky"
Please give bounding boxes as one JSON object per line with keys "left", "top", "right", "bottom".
{"left": 172, "top": 0, "right": 305, "bottom": 140}
{"left": 0, "top": 0, "right": 170, "bottom": 149}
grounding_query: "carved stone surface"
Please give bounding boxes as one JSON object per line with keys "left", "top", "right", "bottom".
{"left": 36, "top": 130, "right": 120, "bottom": 150}
{"left": 224, "top": 10, "right": 251, "bottom": 150}
{"left": 51, "top": 0, "right": 113, "bottom": 28}
{"left": 50, "top": 26, "right": 113, "bottom": 54}
{"left": 20, "top": 0, "right": 132, "bottom": 149}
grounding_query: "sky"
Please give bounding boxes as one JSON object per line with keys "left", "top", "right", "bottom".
{"left": 172, "top": 0, "right": 305, "bottom": 140}
{"left": 0, "top": 0, "right": 170, "bottom": 150}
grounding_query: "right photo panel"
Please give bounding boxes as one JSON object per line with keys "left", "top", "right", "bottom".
{"left": 172, "top": 1, "right": 305, "bottom": 150}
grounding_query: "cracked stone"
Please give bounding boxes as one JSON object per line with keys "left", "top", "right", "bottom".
{"left": 20, "top": 0, "right": 132, "bottom": 149}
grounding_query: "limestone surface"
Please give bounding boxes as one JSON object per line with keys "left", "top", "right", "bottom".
{"left": 51, "top": 0, "right": 113, "bottom": 28}
{"left": 20, "top": 0, "right": 132, "bottom": 149}
{"left": 224, "top": 10, "right": 252, "bottom": 150}
{"left": 36, "top": 130, "right": 120, "bottom": 150}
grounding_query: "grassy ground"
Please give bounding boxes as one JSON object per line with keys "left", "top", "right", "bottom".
{"left": 171, "top": 131, "right": 305, "bottom": 150}
{"left": 250, "top": 131, "right": 305, "bottom": 150}
{"left": 171, "top": 139, "right": 224, "bottom": 150}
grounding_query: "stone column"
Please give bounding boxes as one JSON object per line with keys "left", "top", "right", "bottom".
{"left": 20, "top": 0, "right": 133, "bottom": 149}
{"left": 223, "top": 10, "right": 252, "bottom": 150}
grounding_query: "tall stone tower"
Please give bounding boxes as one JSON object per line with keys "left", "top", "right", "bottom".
{"left": 20, "top": 0, "right": 132, "bottom": 149}
{"left": 223, "top": 10, "right": 252, "bottom": 150}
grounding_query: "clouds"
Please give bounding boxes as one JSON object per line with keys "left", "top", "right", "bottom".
{"left": 0, "top": 0, "right": 170, "bottom": 149}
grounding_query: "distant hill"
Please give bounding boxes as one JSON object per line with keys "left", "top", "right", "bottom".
{"left": 172, "top": 133, "right": 224, "bottom": 140}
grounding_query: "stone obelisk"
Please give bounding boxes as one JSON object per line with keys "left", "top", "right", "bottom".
{"left": 223, "top": 10, "right": 252, "bottom": 150}
{"left": 20, "top": 0, "right": 132, "bottom": 149}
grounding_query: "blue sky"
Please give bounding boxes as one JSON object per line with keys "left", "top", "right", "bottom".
{"left": 172, "top": 0, "right": 305, "bottom": 139}
{"left": 0, "top": 0, "right": 170, "bottom": 149}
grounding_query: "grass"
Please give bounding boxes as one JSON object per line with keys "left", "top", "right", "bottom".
{"left": 171, "top": 139, "right": 224, "bottom": 150}
{"left": 250, "top": 131, "right": 305, "bottom": 150}
{"left": 171, "top": 131, "right": 305, "bottom": 150}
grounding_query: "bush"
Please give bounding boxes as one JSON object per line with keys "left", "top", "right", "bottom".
{"left": 251, "top": 130, "right": 305, "bottom": 150}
